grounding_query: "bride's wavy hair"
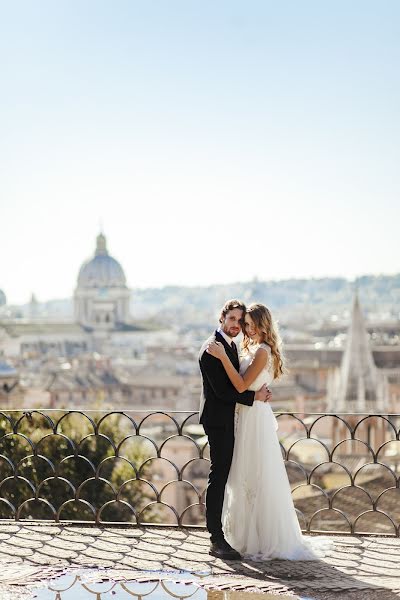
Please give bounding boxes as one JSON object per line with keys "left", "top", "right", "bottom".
{"left": 242, "top": 303, "right": 286, "bottom": 379}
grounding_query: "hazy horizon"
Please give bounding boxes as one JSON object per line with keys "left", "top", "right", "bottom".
{"left": 4, "top": 269, "right": 399, "bottom": 308}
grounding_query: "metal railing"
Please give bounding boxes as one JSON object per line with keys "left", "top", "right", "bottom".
{"left": 1, "top": 408, "right": 400, "bottom": 536}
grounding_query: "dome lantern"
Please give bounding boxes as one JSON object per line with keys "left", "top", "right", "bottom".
{"left": 95, "top": 232, "right": 108, "bottom": 256}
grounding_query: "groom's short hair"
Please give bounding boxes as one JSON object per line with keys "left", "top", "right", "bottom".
{"left": 219, "top": 299, "right": 246, "bottom": 323}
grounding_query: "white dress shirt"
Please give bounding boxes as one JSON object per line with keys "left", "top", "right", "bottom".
{"left": 217, "top": 326, "right": 236, "bottom": 349}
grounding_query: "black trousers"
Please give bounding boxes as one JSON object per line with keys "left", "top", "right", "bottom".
{"left": 203, "top": 422, "right": 235, "bottom": 543}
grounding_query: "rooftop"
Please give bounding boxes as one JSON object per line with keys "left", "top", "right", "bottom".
{"left": 0, "top": 524, "right": 400, "bottom": 599}
{"left": 1, "top": 408, "right": 400, "bottom": 598}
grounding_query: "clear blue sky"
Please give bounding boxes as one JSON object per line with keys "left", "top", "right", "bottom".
{"left": 1, "top": 1, "right": 399, "bottom": 304}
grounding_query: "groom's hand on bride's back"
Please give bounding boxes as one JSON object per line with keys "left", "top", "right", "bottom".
{"left": 255, "top": 384, "right": 272, "bottom": 403}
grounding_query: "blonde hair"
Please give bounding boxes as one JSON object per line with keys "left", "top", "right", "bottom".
{"left": 242, "top": 303, "right": 285, "bottom": 379}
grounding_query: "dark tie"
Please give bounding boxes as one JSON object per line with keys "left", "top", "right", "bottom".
{"left": 231, "top": 341, "right": 237, "bottom": 355}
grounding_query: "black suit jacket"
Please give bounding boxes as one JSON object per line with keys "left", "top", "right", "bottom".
{"left": 199, "top": 330, "right": 255, "bottom": 427}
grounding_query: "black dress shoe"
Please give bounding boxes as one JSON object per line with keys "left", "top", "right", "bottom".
{"left": 209, "top": 539, "right": 241, "bottom": 560}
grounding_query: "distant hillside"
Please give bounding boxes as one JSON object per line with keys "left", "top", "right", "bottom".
{"left": 9, "top": 273, "right": 400, "bottom": 326}
{"left": 131, "top": 274, "right": 400, "bottom": 326}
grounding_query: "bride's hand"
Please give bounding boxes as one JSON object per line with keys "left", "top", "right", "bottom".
{"left": 206, "top": 341, "right": 227, "bottom": 360}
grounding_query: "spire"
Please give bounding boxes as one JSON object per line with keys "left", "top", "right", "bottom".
{"left": 338, "top": 290, "right": 378, "bottom": 410}
{"left": 29, "top": 292, "right": 39, "bottom": 318}
{"left": 95, "top": 232, "right": 108, "bottom": 256}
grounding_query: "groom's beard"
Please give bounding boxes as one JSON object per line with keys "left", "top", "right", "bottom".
{"left": 223, "top": 327, "right": 241, "bottom": 338}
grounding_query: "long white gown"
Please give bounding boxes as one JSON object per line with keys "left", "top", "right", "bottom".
{"left": 222, "top": 342, "right": 330, "bottom": 561}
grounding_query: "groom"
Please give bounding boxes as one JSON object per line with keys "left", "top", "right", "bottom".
{"left": 199, "top": 299, "right": 272, "bottom": 560}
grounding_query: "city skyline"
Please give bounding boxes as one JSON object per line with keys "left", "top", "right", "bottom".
{"left": 1, "top": 1, "right": 399, "bottom": 304}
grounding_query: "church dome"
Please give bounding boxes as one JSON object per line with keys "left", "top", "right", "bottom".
{"left": 77, "top": 233, "right": 127, "bottom": 288}
{"left": 0, "top": 289, "right": 6, "bottom": 306}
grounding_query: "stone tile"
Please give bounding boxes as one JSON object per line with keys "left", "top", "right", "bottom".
{"left": 0, "top": 525, "right": 400, "bottom": 598}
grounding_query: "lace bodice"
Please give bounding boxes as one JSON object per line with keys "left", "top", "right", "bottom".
{"left": 239, "top": 342, "right": 274, "bottom": 390}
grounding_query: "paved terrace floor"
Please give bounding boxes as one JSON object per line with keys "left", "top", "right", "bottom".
{"left": 0, "top": 524, "right": 400, "bottom": 599}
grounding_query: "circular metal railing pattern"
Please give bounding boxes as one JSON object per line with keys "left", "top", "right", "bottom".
{"left": 1, "top": 409, "right": 400, "bottom": 535}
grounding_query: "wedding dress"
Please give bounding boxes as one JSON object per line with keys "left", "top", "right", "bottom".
{"left": 222, "top": 342, "right": 330, "bottom": 561}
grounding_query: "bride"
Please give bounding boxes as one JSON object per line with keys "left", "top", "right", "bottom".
{"left": 207, "top": 302, "right": 326, "bottom": 561}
